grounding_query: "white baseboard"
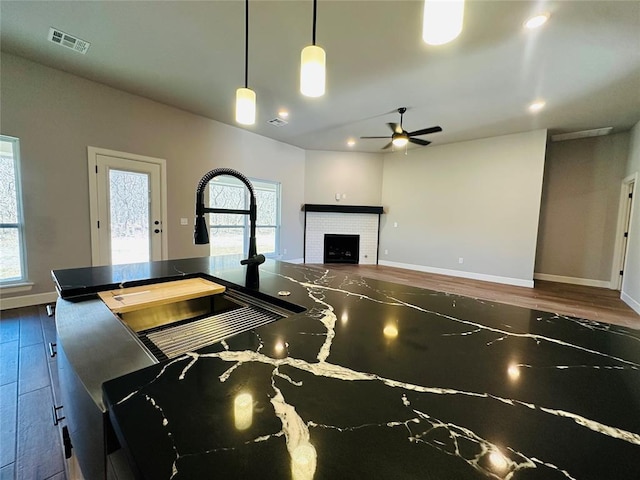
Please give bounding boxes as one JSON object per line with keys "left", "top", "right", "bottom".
{"left": 379, "top": 260, "right": 534, "bottom": 288}
{"left": 621, "top": 291, "right": 640, "bottom": 315}
{"left": 533, "top": 273, "right": 611, "bottom": 289}
{"left": 283, "top": 258, "right": 304, "bottom": 264}
{"left": 0, "top": 291, "right": 58, "bottom": 310}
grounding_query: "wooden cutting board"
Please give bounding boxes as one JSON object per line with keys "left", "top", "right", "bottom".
{"left": 98, "top": 277, "right": 226, "bottom": 314}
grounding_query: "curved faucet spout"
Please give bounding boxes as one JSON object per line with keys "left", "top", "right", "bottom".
{"left": 194, "top": 167, "right": 265, "bottom": 289}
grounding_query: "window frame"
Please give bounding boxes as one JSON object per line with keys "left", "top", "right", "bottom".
{"left": 0, "top": 134, "right": 28, "bottom": 285}
{"left": 208, "top": 177, "right": 281, "bottom": 259}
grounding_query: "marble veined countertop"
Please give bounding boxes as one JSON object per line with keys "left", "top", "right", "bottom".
{"left": 91, "top": 260, "right": 640, "bottom": 479}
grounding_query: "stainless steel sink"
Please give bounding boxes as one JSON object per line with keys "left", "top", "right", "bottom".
{"left": 119, "top": 289, "right": 303, "bottom": 360}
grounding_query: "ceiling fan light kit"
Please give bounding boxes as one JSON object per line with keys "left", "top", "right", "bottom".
{"left": 360, "top": 107, "right": 443, "bottom": 150}
{"left": 392, "top": 135, "right": 409, "bottom": 148}
{"left": 422, "top": 0, "right": 465, "bottom": 46}
{"left": 235, "top": 0, "right": 256, "bottom": 125}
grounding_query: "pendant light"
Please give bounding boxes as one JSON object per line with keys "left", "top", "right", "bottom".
{"left": 236, "top": 0, "right": 256, "bottom": 125}
{"left": 422, "top": 0, "right": 465, "bottom": 46}
{"left": 300, "top": 0, "right": 326, "bottom": 97}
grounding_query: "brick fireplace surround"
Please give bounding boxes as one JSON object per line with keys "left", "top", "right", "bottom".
{"left": 302, "top": 204, "right": 384, "bottom": 265}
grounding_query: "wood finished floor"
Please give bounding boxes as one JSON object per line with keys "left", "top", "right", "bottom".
{"left": 320, "top": 264, "right": 640, "bottom": 329}
{"left": 0, "top": 305, "right": 65, "bottom": 480}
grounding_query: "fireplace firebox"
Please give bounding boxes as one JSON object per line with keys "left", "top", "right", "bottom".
{"left": 324, "top": 234, "right": 360, "bottom": 264}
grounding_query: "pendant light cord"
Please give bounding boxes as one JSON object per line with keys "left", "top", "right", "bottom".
{"left": 312, "top": 0, "right": 317, "bottom": 45}
{"left": 244, "top": 0, "right": 249, "bottom": 88}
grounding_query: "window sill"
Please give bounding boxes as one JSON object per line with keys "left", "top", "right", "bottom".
{"left": 0, "top": 282, "right": 34, "bottom": 294}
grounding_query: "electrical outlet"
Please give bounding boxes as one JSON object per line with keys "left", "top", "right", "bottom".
{"left": 283, "top": 248, "right": 287, "bottom": 255}
{"left": 384, "top": 249, "right": 389, "bottom": 255}
{"left": 458, "top": 257, "right": 464, "bottom": 264}
{"left": 393, "top": 222, "right": 398, "bottom": 228}
{"left": 180, "top": 218, "right": 188, "bottom": 226}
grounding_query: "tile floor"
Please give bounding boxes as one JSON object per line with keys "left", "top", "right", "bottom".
{"left": 1, "top": 305, "right": 65, "bottom": 480}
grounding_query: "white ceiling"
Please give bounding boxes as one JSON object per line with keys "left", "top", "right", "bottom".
{"left": 1, "top": 1, "right": 639, "bottom": 153}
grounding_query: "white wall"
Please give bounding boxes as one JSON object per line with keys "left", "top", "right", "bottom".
{"left": 304, "top": 150, "right": 383, "bottom": 205}
{"left": 535, "top": 133, "right": 629, "bottom": 286}
{"left": 622, "top": 121, "right": 640, "bottom": 314}
{"left": 0, "top": 53, "right": 305, "bottom": 302}
{"left": 379, "top": 130, "right": 548, "bottom": 286}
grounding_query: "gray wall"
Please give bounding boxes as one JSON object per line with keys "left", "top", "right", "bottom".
{"left": 622, "top": 121, "right": 640, "bottom": 313}
{"left": 304, "top": 150, "right": 383, "bottom": 205}
{"left": 535, "top": 133, "right": 629, "bottom": 283}
{"left": 0, "top": 53, "right": 305, "bottom": 300}
{"left": 379, "top": 130, "right": 547, "bottom": 285}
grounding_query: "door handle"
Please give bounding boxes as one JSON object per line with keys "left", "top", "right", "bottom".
{"left": 52, "top": 405, "right": 65, "bottom": 426}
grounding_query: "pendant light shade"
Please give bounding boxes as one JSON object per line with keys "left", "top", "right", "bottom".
{"left": 422, "top": 0, "right": 465, "bottom": 46}
{"left": 300, "top": 45, "right": 326, "bottom": 97}
{"left": 236, "top": 87, "right": 256, "bottom": 125}
{"left": 300, "top": 0, "right": 326, "bottom": 98}
{"left": 235, "top": 0, "right": 256, "bottom": 125}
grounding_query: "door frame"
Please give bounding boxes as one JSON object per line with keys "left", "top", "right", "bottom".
{"left": 88, "top": 146, "right": 168, "bottom": 266}
{"left": 610, "top": 172, "right": 637, "bottom": 290}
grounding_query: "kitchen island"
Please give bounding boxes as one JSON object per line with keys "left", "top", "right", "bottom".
{"left": 53, "top": 258, "right": 640, "bottom": 479}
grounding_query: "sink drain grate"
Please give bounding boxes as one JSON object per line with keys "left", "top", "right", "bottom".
{"left": 142, "top": 305, "right": 282, "bottom": 359}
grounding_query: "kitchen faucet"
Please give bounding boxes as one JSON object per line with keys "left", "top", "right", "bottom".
{"left": 194, "top": 168, "right": 265, "bottom": 289}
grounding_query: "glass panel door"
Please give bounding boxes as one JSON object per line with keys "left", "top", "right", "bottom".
{"left": 94, "top": 154, "right": 162, "bottom": 266}
{"left": 108, "top": 169, "right": 151, "bottom": 265}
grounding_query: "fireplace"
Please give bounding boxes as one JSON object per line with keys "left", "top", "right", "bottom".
{"left": 302, "top": 204, "right": 384, "bottom": 265}
{"left": 324, "top": 234, "right": 360, "bottom": 264}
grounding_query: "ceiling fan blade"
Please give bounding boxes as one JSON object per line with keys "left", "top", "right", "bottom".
{"left": 409, "top": 138, "right": 431, "bottom": 146}
{"left": 387, "top": 122, "right": 402, "bottom": 134}
{"left": 408, "top": 126, "right": 443, "bottom": 137}
{"left": 382, "top": 141, "right": 393, "bottom": 150}
{"left": 360, "top": 136, "right": 391, "bottom": 139}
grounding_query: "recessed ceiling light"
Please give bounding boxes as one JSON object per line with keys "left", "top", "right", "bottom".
{"left": 528, "top": 100, "right": 546, "bottom": 112}
{"left": 524, "top": 13, "right": 550, "bottom": 29}
{"left": 278, "top": 110, "right": 289, "bottom": 118}
{"left": 347, "top": 139, "right": 356, "bottom": 147}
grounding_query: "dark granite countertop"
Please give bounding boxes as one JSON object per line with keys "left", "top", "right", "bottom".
{"left": 56, "top": 259, "right": 640, "bottom": 479}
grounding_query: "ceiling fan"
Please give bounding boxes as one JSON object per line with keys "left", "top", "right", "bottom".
{"left": 360, "top": 107, "right": 442, "bottom": 149}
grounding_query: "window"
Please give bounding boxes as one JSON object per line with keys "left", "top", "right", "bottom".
{"left": 0, "top": 135, "right": 26, "bottom": 283}
{"left": 208, "top": 177, "right": 280, "bottom": 259}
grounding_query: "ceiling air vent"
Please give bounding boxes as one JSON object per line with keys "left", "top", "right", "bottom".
{"left": 48, "top": 27, "right": 90, "bottom": 54}
{"left": 268, "top": 118, "right": 288, "bottom": 127}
